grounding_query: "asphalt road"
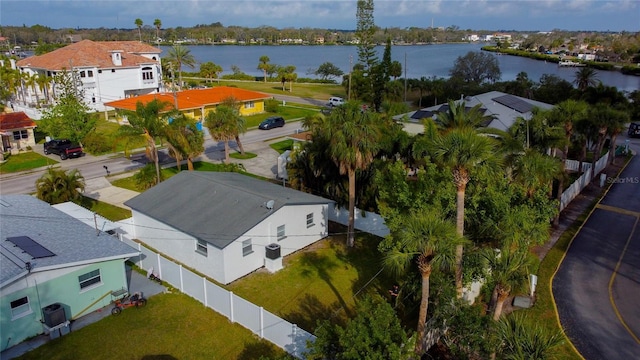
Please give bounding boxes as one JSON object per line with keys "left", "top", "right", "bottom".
{"left": 0, "top": 120, "right": 302, "bottom": 195}
{"left": 553, "top": 138, "right": 640, "bottom": 359}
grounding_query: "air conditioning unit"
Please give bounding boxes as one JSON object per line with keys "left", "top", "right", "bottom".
{"left": 42, "top": 303, "right": 66, "bottom": 327}
{"left": 265, "top": 243, "right": 281, "bottom": 259}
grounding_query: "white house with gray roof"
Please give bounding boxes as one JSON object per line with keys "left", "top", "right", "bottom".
{"left": 0, "top": 195, "right": 139, "bottom": 350}
{"left": 396, "top": 91, "right": 554, "bottom": 135}
{"left": 124, "top": 171, "right": 333, "bottom": 285}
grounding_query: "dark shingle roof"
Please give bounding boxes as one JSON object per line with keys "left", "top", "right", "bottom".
{"left": 0, "top": 195, "right": 139, "bottom": 287}
{"left": 124, "top": 172, "right": 333, "bottom": 249}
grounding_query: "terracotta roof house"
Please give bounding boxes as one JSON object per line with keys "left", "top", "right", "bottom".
{"left": 0, "top": 112, "right": 37, "bottom": 155}
{"left": 395, "top": 91, "right": 554, "bottom": 135}
{"left": 105, "top": 86, "right": 273, "bottom": 121}
{"left": 14, "top": 40, "right": 162, "bottom": 112}
{"left": 0, "top": 195, "right": 139, "bottom": 350}
{"left": 124, "top": 171, "right": 333, "bottom": 284}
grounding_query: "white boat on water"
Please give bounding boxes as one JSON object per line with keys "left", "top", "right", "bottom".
{"left": 558, "top": 60, "right": 586, "bottom": 67}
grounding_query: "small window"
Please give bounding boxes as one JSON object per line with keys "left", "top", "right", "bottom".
{"left": 244, "top": 101, "right": 254, "bottom": 109}
{"left": 242, "top": 239, "right": 253, "bottom": 256}
{"left": 10, "top": 296, "right": 32, "bottom": 319}
{"left": 78, "top": 269, "right": 101, "bottom": 290}
{"left": 142, "top": 66, "right": 154, "bottom": 80}
{"left": 87, "top": 70, "right": 94, "bottom": 77}
{"left": 277, "top": 225, "right": 286, "bottom": 241}
{"left": 196, "top": 239, "right": 208, "bottom": 255}
{"left": 79, "top": 71, "right": 86, "bottom": 78}
{"left": 13, "top": 130, "right": 28, "bottom": 140}
{"left": 306, "top": 213, "right": 315, "bottom": 228}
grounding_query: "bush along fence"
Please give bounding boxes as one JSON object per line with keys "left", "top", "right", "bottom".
{"left": 119, "top": 235, "right": 314, "bottom": 359}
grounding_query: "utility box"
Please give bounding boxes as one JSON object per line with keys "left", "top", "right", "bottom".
{"left": 42, "top": 303, "right": 66, "bottom": 327}
{"left": 265, "top": 243, "right": 283, "bottom": 273}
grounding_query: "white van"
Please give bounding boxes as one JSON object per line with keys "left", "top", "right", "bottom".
{"left": 328, "top": 97, "right": 344, "bottom": 107}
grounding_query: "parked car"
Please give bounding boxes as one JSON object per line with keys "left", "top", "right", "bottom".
{"left": 43, "top": 139, "right": 84, "bottom": 160}
{"left": 259, "top": 116, "right": 285, "bottom": 130}
{"left": 327, "top": 97, "right": 344, "bottom": 107}
{"left": 629, "top": 123, "right": 640, "bottom": 138}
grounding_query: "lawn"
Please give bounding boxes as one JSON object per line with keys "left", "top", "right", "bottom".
{"left": 185, "top": 78, "right": 346, "bottom": 100}
{"left": 0, "top": 151, "right": 58, "bottom": 173}
{"left": 269, "top": 139, "right": 294, "bottom": 154}
{"left": 226, "top": 229, "right": 392, "bottom": 332}
{"left": 15, "top": 292, "right": 289, "bottom": 360}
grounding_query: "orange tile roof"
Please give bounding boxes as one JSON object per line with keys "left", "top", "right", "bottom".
{"left": 104, "top": 87, "right": 273, "bottom": 112}
{"left": 0, "top": 112, "right": 36, "bottom": 131}
{"left": 16, "top": 40, "right": 160, "bottom": 70}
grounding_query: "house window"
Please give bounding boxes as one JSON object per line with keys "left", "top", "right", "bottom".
{"left": 242, "top": 239, "right": 253, "bottom": 256}
{"left": 10, "top": 296, "right": 32, "bottom": 319}
{"left": 13, "top": 130, "right": 28, "bottom": 140}
{"left": 79, "top": 71, "right": 86, "bottom": 78}
{"left": 196, "top": 239, "right": 208, "bottom": 256}
{"left": 306, "top": 213, "right": 315, "bottom": 228}
{"left": 87, "top": 70, "right": 94, "bottom": 77}
{"left": 78, "top": 269, "right": 101, "bottom": 290}
{"left": 277, "top": 225, "right": 286, "bottom": 241}
{"left": 142, "top": 67, "right": 154, "bottom": 80}
{"left": 244, "top": 101, "right": 254, "bottom": 109}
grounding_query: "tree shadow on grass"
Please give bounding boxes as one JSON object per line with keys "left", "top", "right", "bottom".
{"left": 297, "top": 251, "right": 350, "bottom": 318}
{"left": 237, "top": 341, "right": 291, "bottom": 360}
{"left": 284, "top": 293, "right": 347, "bottom": 332}
{"left": 141, "top": 355, "right": 178, "bottom": 360}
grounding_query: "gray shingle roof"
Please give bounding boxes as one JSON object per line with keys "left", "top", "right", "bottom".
{"left": 0, "top": 195, "right": 139, "bottom": 287}
{"left": 124, "top": 172, "right": 333, "bottom": 249}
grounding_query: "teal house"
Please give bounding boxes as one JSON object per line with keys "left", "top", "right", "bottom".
{"left": 0, "top": 195, "right": 138, "bottom": 350}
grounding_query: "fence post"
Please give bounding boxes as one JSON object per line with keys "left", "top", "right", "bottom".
{"left": 179, "top": 264, "right": 184, "bottom": 292}
{"left": 156, "top": 253, "right": 162, "bottom": 278}
{"left": 259, "top": 307, "right": 264, "bottom": 338}
{"left": 138, "top": 243, "right": 143, "bottom": 268}
{"left": 292, "top": 323, "right": 298, "bottom": 355}
{"left": 229, "top": 291, "right": 235, "bottom": 323}
{"left": 203, "top": 277, "right": 208, "bottom": 308}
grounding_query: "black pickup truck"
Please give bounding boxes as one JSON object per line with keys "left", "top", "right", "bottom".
{"left": 43, "top": 139, "right": 84, "bottom": 160}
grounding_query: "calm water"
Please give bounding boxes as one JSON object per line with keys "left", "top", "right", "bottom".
{"left": 162, "top": 43, "right": 639, "bottom": 93}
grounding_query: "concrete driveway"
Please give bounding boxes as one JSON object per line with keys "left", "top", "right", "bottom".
{"left": 553, "top": 150, "right": 640, "bottom": 359}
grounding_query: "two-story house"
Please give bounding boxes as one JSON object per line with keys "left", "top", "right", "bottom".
{"left": 15, "top": 40, "right": 163, "bottom": 112}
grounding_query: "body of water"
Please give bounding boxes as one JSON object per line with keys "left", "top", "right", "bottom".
{"left": 162, "top": 43, "right": 639, "bottom": 93}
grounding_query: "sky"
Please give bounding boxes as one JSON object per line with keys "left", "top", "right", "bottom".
{"left": 1, "top": 0, "right": 638, "bottom": 32}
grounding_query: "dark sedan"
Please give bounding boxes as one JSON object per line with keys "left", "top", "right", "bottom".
{"left": 259, "top": 116, "right": 285, "bottom": 130}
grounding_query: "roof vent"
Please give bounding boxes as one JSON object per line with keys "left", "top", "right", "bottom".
{"left": 265, "top": 200, "right": 275, "bottom": 210}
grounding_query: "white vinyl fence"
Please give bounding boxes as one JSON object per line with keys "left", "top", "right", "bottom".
{"left": 119, "top": 236, "right": 314, "bottom": 359}
{"left": 328, "top": 205, "right": 390, "bottom": 237}
{"left": 560, "top": 152, "right": 609, "bottom": 211}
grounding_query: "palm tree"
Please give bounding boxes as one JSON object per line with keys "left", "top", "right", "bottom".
{"left": 382, "top": 210, "right": 462, "bottom": 355}
{"left": 436, "top": 100, "right": 495, "bottom": 131}
{"left": 134, "top": 18, "right": 143, "bottom": 42}
{"left": 484, "top": 247, "right": 532, "bottom": 320}
{"left": 153, "top": 18, "right": 162, "bottom": 43}
{"left": 512, "top": 150, "right": 562, "bottom": 199}
{"left": 322, "top": 101, "right": 383, "bottom": 247}
{"left": 118, "top": 99, "right": 172, "bottom": 185}
{"left": 257, "top": 55, "right": 270, "bottom": 82}
{"left": 606, "top": 109, "right": 630, "bottom": 165}
{"left": 204, "top": 105, "right": 237, "bottom": 163}
{"left": 164, "top": 113, "right": 204, "bottom": 171}
{"left": 220, "top": 97, "right": 247, "bottom": 154}
{"left": 165, "top": 44, "right": 197, "bottom": 89}
{"left": 433, "top": 128, "right": 500, "bottom": 298}
{"left": 36, "top": 167, "right": 85, "bottom": 205}
{"left": 574, "top": 67, "right": 599, "bottom": 92}
{"left": 496, "top": 313, "right": 563, "bottom": 359}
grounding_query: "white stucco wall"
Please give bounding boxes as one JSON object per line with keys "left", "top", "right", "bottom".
{"left": 131, "top": 203, "right": 329, "bottom": 284}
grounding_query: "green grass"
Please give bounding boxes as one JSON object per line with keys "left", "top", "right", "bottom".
{"left": 15, "top": 292, "right": 289, "bottom": 360}
{"left": 521, "top": 156, "right": 632, "bottom": 360}
{"left": 0, "top": 151, "right": 58, "bottom": 173}
{"left": 226, "top": 231, "right": 390, "bottom": 332}
{"left": 185, "top": 78, "right": 346, "bottom": 100}
{"left": 269, "top": 139, "right": 294, "bottom": 154}
{"left": 230, "top": 152, "right": 257, "bottom": 159}
{"left": 75, "top": 196, "right": 132, "bottom": 221}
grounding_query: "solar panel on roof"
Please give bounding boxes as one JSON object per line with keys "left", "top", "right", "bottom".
{"left": 7, "top": 236, "right": 56, "bottom": 259}
{"left": 492, "top": 95, "right": 533, "bottom": 113}
{"left": 411, "top": 110, "right": 434, "bottom": 120}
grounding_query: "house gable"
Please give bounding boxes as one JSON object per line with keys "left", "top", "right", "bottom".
{"left": 0, "top": 112, "right": 36, "bottom": 131}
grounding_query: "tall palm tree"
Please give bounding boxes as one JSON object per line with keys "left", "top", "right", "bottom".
{"left": 221, "top": 97, "right": 247, "bottom": 154}
{"left": 153, "top": 18, "right": 162, "bottom": 43}
{"left": 606, "top": 109, "right": 630, "bottom": 165}
{"left": 135, "top": 18, "right": 143, "bottom": 42}
{"left": 496, "top": 313, "right": 564, "bottom": 359}
{"left": 574, "top": 67, "right": 599, "bottom": 92}
{"left": 322, "top": 101, "right": 383, "bottom": 247}
{"left": 165, "top": 44, "right": 196, "bottom": 89}
{"left": 549, "top": 99, "right": 587, "bottom": 226}
{"left": 382, "top": 210, "right": 463, "bottom": 355}
{"left": 204, "top": 105, "right": 237, "bottom": 163}
{"left": 512, "top": 150, "right": 562, "bottom": 199}
{"left": 433, "top": 128, "right": 500, "bottom": 298}
{"left": 118, "top": 99, "right": 171, "bottom": 185}
{"left": 436, "top": 100, "right": 495, "bottom": 131}
{"left": 164, "top": 113, "right": 204, "bottom": 171}
{"left": 257, "top": 55, "right": 270, "bottom": 82}
{"left": 484, "top": 247, "right": 532, "bottom": 320}
{"left": 36, "top": 167, "right": 85, "bottom": 205}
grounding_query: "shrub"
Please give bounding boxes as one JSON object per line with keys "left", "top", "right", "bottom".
{"left": 83, "top": 132, "right": 113, "bottom": 155}
{"left": 134, "top": 163, "right": 164, "bottom": 190}
{"left": 265, "top": 99, "right": 280, "bottom": 113}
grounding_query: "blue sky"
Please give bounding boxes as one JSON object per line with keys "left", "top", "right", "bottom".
{"left": 1, "top": 0, "right": 638, "bottom": 32}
